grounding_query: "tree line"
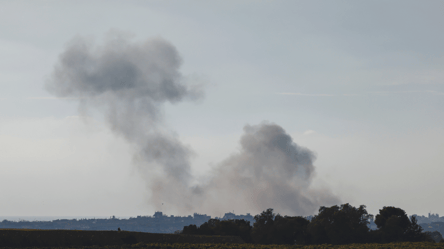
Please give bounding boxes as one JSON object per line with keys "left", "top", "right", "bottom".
{"left": 182, "top": 203, "right": 443, "bottom": 245}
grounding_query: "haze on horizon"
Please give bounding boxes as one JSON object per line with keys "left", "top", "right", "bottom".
{"left": 1, "top": 0, "right": 443, "bottom": 218}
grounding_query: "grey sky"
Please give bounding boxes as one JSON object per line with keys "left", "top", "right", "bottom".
{"left": 1, "top": 0, "right": 443, "bottom": 217}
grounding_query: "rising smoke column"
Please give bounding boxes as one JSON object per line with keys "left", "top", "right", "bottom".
{"left": 46, "top": 35, "right": 202, "bottom": 212}
{"left": 47, "top": 34, "right": 339, "bottom": 216}
{"left": 194, "top": 123, "right": 340, "bottom": 216}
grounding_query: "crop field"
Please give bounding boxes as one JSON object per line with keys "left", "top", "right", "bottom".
{"left": 0, "top": 229, "right": 242, "bottom": 247}
{"left": 0, "top": 242, "right": 443, "bottom": 249}
{"left": 1, "top": 229, "right": 443, "bottom": 248}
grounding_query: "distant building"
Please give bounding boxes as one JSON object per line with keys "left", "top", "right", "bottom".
{"left": 413, "top": 213, "right": 444, "bottom": 224}
{"left": 153, "top": 212, "right": 164, "bottom": 218}
{"left": 0, "top": 211, "right": 254, "bottom": 233}
{"left": 220, "top": 212, "right": 254, "bottom": 224}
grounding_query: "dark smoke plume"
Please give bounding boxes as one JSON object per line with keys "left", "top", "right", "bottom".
{"left": 47, "top": 34, "right": 339, "bottom": 216}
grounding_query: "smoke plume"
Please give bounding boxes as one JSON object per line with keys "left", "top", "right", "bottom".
{"left": 47, "top": 34, "right": 339, "bottom": 216}
{"left": 193, "top": 123, "right": 339, "bottom": 216}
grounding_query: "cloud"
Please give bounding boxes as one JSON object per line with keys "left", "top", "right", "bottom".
{"left": 278, "top": 91, "right": 444, "bottom": 98}
{"left": 277, "top": 92, "right": 334, "bottom": 97}
{"left": 27, "top": 97, "right": 83, "bottom": 100}
{"left": 64, "top": 116, "right": 80, "bottom": 119}
{"left": 368, "top": 90, "right": 444, "bottom": 96}
{"left": 303, "top": 130, "right": 317, "bottom": 136}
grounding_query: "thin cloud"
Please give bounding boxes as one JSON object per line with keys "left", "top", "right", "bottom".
{"left": 303, "top": 130, "right": 317, "bottom": 136}
{"left": 406, "top": 90, "right": 444, "bottom": 95}
{"left": 278, "top": 91, "right": 444, "bottom": 97}
{"left": 369, "top": 90, "right": 444, "bottom": 95}
{"left": 27, "top": 97, "right": 84, "bottom": 100}
{"left": 277, "top": 92, "right": 334, "bottom": 97}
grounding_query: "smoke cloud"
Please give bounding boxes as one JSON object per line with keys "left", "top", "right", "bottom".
{"left": 193, "top": 123, "right": 339, "bottom": 216}
{"left": 47, "top": 34, "right": 339, "bottom": 216}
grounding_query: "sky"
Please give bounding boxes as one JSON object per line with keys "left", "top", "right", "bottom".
{"left": 1, "top": 0, "right": 444, "bottom": 218}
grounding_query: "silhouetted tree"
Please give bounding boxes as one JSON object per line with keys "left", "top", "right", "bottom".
{"left": 251, "top": 208, "right": 310, "bottom": 245}
{"left": 307, "top": 203, "right": 370, "bottom": 245}
{"left": 251, "top": 208, "right": 276, "bottom": 244}
{"left": 182, "top": 219, "right": 252, "bottom": 242}
{"left": 404, "top": 215, "right": 428, "bottom": 242}
{"left": 182, "top": 224, "right": 198, "bottom": 235}
{"left": 270, "top": 216, "right": 310, "bottom": 245}
{"left": 374, "top": 206, "right": 426, "bottom": 242}
{"left": 197, "top": 219, "right": 218, "bottom": 235}
{"left": 183, "top": 204, "right": 431, "bottom": 245}
{"left": 215, "top": 219, "right": 252, "bottom": 243}
{"left": 425, "top": 231, "right": 443, "bottom": 243}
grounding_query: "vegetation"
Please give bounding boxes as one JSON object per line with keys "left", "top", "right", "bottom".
{"left": 1, "top": 203, "right": 442, "bottom": 248}
{"left": 426, "top": 231, "right": 444, "bottom": 243}
{"left": 0, "top": 242, "right": 444, "bottom": 249}
{"left": 0, "top": 229, "right": 242, "bottom": 247}
{"left": 183, "top": 219, "right": 252, "bottom": 243}
{"left": 373, "top": 206, "right": 427, "bottom": 242}
{"left": 307, "top": 204, "right": 370, "bottom": 244}
{"left": 183, "top": 204, "right": 440, "bottom": 245}
{"left": 251, "top": 208, "right": 310, "bottom": 245}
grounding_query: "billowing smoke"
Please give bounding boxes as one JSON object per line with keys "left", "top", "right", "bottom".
{"left": 46, "top": 35, "right": 201, "bottom": 210}
{"left": 47, "top": 35, "right": 339, "bottom": 216}
{"left": 193, "top": 123, "right": 339, "bottom": 216}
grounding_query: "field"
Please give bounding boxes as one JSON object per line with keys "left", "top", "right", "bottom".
{"left": 1, "top": 229, "right": 443, "bottom": 248}
{"left": 105, "top": 242, "right": 441, "bottom": 249}
{"left": 0, "top": 242, "right": 444, "bottom": 249}
{"left": 0, "top": 229, "right": 242, "bottom": 247}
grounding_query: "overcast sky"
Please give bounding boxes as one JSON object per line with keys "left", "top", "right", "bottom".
{"left": 1, "top": 0, "right": 444, "bottom": 218}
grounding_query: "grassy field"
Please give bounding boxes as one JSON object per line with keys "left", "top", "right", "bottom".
{"left": 0, "top": 229, "right": 243, "bottom": 247}
{"left": 125, "top": 242, "right": 441, "bottom": 249}
{"left": 0, "top": 242, "right": 444, "bottom": 249}
{"left": 1, "top": 229, "right": 443, "bottom": 248}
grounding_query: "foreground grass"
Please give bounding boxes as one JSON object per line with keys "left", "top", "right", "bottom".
{"left": 1, "top": 230, "right": 443, "bottom": 248}
{"left": 0, "top": 229, "right": 242, "bottom": 247}
{"left": 126, "top": 242, "right": 444, "bottom": 249}
{"left": 1, "top": 242, "right": 444, "bottom": 249}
